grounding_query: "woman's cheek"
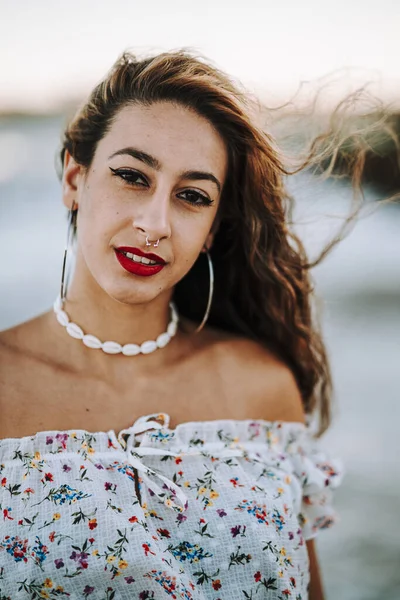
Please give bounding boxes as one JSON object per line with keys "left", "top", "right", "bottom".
{"left": 174, "top": 250, "right": 202, "bottom": 282}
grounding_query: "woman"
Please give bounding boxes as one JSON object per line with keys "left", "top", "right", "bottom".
{"left": 0, "top": 51, "right": 343, "bottom": 599}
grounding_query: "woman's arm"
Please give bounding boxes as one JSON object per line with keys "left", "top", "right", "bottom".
{"left": 306, "top": 538, "right": 325, "bottom": 600}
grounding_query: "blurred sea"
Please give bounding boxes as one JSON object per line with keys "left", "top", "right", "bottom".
{"left": 0, "top": 115, "right": 399, "bottom": 600}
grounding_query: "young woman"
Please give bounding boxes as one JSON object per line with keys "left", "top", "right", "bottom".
{"left": 0, "top": 51, "right": 343, "bottom": 599}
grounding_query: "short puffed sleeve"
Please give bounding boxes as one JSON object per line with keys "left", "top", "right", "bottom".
{"left": 287, "top": 426, "right": 344, "bottom": 541}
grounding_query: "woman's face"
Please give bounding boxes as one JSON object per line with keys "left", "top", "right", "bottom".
{"left": 63, "top": 101, "right": 228, "bottom": 306}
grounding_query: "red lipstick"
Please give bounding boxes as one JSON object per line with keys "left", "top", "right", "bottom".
{"left": 114, "top": 246, "right": 166, "bottom": 277}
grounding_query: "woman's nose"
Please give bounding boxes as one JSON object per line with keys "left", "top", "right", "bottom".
{"left": 132, "top": 190, "right": 172, "bottom": 244}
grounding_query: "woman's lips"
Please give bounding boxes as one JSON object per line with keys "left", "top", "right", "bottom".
{"left": 114, "top": 248, "right": 166, "bottom": 277}
{"left": 116, "top": 246, "right": 165, "bottom": 264}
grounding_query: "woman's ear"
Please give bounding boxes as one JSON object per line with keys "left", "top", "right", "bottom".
{"left": 62, "top": 150, "right": 83, "bottom": 210}
{"left": 203, "top": 231, "right": 215, "bottom": 252}
{"left": 203, "top": 215, "right": 221, "bottom": 251}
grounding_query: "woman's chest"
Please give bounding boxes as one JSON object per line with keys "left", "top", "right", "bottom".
{"left": 0, "top": 357, "right": 257, "bottom": 438}
{"left": 0, "top": 448, "right": 309, "bottom": 598}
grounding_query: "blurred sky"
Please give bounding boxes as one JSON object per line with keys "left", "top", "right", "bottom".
{"left": 0, "top": 0, "right": 399, "bottom": 112}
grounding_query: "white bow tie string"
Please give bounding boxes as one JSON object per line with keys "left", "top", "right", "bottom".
{"left": 111, "top": 419, "right": 248, "bottom": 513}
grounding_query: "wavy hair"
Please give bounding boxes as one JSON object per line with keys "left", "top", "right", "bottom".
{"left": 58, "top": 50, "right": 382, "bottom": 438}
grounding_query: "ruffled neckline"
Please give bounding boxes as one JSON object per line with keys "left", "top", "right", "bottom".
{"left": 0, "top": 412, "right": 309, "bottom": 460}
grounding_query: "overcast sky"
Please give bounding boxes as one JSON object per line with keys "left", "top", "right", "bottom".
{"left": 0, "top": 0, "right": 399, "bottom": 111}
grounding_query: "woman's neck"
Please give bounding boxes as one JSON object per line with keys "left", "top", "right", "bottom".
{"left": 49, "top": 270, "right": 184, "bottom": 382}
{"left": 66, "top": 260, "right": 173, "bottom": 343}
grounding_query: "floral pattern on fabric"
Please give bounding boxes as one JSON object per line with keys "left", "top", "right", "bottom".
{"left": 0, "top": 413, "right": 343, "bottom": 599}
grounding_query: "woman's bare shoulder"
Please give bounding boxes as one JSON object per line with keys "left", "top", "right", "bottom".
{"left": 202, "top": 329, "right": 287, "bottom": 372}
{"left": 205, "top": 332, "right": 306, "bottom": 424}
{"left": 0, "top": 313, "right": 63, "bottom": 435}
{"left": 0, "top": 312, "right": 51, "bottom": 358}
{"left": 0, "top": 312, "right": 55, "bottom": 400}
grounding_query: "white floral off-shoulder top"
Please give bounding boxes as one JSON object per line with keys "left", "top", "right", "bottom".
{"left": 0, "top": 412, "right": 343, "bottom": 600}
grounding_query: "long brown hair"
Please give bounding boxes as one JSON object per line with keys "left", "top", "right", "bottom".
{"left": 58, "top": 50, "right": 382, "bottom": 438}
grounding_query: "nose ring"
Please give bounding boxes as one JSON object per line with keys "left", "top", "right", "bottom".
{"left": 145, "top": 235, "right": 160, "bottom": 248}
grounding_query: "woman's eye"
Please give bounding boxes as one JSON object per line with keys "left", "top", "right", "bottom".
{"left": 109, "top": 168, "right": 212, "bottom": 206}
{"left": 178, "top": 190, "right": 213, "bottom": 207}
{"left": 109, "top": 167, "right": 148, "bottom": 186}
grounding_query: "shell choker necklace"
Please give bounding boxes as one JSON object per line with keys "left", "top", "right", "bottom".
{"left": 53, "top": 295, "right": 179, "bottom": 356}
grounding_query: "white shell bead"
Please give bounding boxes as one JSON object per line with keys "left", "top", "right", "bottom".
{"left": 53, "top": 297, "right": 179, "bottom": 357}
{"left": 66, "top": 322, "right": 84, "bottom": 339}
{"left": 167, "top": 321, "right": 177, "bottom": 337}
{"left": 82, "top": 334, "right": 102, "bottom": 349}
{"left": 56, "top": 310, "right": 69, "bottom": 327}
{"left": 122, "top": 344, "right": 141, "bottom": 356}
{"left": 156, "top": 332, "right": 171, "bottom": 348}
{"left": 140, "top": 340, "right": 158, "bottom": 354}
{"left": 102, "top": 341, "right": 123, "bottom": 354}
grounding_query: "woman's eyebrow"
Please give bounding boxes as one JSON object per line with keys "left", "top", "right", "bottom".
{"left": 108, "top": 146, "right": 221, "bottom": 193}
{"left": 108, "top": 147, "right": 161, "bottom": 170}
{"left": 180, "top": 170, "right": 221, "bottom": 193}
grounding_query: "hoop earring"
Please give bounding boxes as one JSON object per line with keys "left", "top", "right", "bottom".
{"left": 194, "top": 248, "right": 214, "bottom": 334}
{"left": 60, "top": 204, "right": 76, "bottom": 301}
